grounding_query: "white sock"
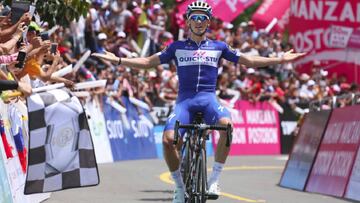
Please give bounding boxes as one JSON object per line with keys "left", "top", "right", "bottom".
{"left": 171, "top": 168, "right": 185, "bottom": 189}
{"left": 208, "top": 162, "right": 224, "bottom": 186}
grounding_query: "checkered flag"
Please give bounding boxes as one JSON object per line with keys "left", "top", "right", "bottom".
{"left": 25, "top": 88, "right": 99, "bottom": 194}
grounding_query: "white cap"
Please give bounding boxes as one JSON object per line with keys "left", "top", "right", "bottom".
{"left": 225, "top": 23, "right": 233, "bottom": 29}
{"left": 320, "top": 69, "right": 328, "bottom": 76}
{"left": 247, "top": 68, "right": 255, "bottom": 74}
{"left": 149, "top": 71, "right": 156, "bottom": 78}
{"left": 162, "top": 31, "right": 173, "bottom": 39}
{"left": 240, "top": 22, "right": 247, "bottom": 27}
{"left": 307, "top": 80, "right": 316, "bottom": 86}
{"left": 98, "top": 33, "right": 107, "bottom": 40}
{"left": 300, "top": 73, "right": 310, "bottom": 81}
{"left": 332, "top": 84, "right": 341, "bottom": 92}
{"left": 153, "top": 4, "right": 161, "bottom": 10}
{"left": 117, "top": 31, "right": 126, "bottom": 38}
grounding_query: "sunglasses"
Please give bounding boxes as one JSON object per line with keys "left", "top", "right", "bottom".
{"left": 189, "top": 14, "right": 209, "bottom": 22}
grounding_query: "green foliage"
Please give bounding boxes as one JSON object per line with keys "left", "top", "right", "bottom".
{"left": 1, "top": 0, "right": 90, "bottom": 28}
{"left": 162, "top": 0, "right": 176, "bottom": 9}
{"left": 232, "top": 0, "right": 263, "bottom": 26}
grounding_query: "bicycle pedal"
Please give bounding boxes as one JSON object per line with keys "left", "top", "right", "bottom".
{"left": 206, "top": 193, "right": 219, "bottom": 200}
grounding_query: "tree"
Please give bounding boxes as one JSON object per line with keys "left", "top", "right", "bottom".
{"left": 1, "top": 0, "right": 90, "bottom": 28}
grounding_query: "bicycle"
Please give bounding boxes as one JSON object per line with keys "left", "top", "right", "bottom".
{"left": 173, "top": 112, "right": 232, "bottom": 203}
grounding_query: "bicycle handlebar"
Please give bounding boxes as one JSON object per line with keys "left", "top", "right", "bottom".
{"left": 177, "top": 124, "right": 228, "bottom": 131}
{"left": 173, "top": 120, "right": 232, "bottom": 147}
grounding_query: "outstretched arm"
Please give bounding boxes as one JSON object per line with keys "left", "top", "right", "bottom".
{"left": 238, "top": 49, "right": 305, "bottom": 68}
{"left": 92, "top": 51, "right": 161, "bottom": 70}
{"left": 0, "top": 80, "right": 32, "bottom": 97}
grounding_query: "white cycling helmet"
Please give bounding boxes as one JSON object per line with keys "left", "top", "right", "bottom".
{"left": 186, "top": 1, "right": 212, "bottom": 18}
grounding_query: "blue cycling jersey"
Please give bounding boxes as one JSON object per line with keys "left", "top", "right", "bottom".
{"left": 158, "top": 38, "right": 241, "bottom": 132}
{"left": 157, "top": 38, "right": 241, "bottom": 94}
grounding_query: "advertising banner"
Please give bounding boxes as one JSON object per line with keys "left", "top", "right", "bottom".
{"left": 329, "top": 25, "right": 354, "bottom": 48}
{"left": 279, "top": 110, "right": 331, "bottom": 190}
{"left": 345, "top": 146, "right": 360, "bottom": 201}
{"left": 151, "top": 106, "right": 173, "bottom": 125}
{"left": 85, "top": 98, "right": 113, "bottom": 163}
{"left": 279, "top": 103, "right": 299, "bottom": 154}
{"left": 289, "top": 0, "right": 360, "bottom": 83}
{"left": 252, "top": 0, "right": 290, "bottom": 32}
{"left": 213, "top": 100, "right": 280, "bottom": 155}
{"left": 306, "top": 105, "right": 360, "bottom": 197}
{"left": 347, "top": 29, "right": 360, "bottom": 49}
{"left": 103, "top": 96, "right": 157, "bottom": 161}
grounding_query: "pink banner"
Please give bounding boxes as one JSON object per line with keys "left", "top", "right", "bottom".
{"left": 306, "top": 105, "right": 360, "bottom": 197}
{"left": 280, "top": 110, "right": 331, "bottom": 191}
{"left": 289, "top": 0, "right": 360, "bottom": 83}
{"left": 345, "top": 147, "right": 360, "bottom": 201}
{"left": 177, "top": 0, "right": 257, "bottom": 22}
{"left": 252, "top": 0, "right": 290, "bottom": 32}
{"left": 212, "top": 100, "right": 280, "bottom": 155}
{"left": 348, "top": 29, "right": 360, "bottom": 49}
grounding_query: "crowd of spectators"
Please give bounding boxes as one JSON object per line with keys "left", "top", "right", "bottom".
{"left": 0, "top": 0, "right": 358, "bottom": 116}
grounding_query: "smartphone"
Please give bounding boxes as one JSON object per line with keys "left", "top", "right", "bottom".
{"left": 15, "top": 51, "right": 27, "bottom": 69}
{"left": 51, "top": 43, "right": 58, "bottom": 54}
{"left": 40, "top": 32, "right": 49, "bottom": 41}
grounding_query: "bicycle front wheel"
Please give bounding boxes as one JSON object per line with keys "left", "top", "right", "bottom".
{"left": 195, "top": 148, "right": 207, "bottom": 203}
{"left": 182, "top": 139, "right": 192, "bottom": 188}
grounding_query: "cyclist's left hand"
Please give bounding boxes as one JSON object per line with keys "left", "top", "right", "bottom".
{"left": 92, "top": 51, "right": 119, "bottom": 64}
{"left": 281, "top": 49, "right": 306, "bottom": 63}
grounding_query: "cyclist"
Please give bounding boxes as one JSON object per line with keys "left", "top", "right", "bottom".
{"left": 92, "top": 1, "right": 304, "bottom": 202}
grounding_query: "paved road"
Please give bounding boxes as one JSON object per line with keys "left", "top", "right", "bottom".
{"left": 45, "top": 156, "right": 356, "bottom": 203}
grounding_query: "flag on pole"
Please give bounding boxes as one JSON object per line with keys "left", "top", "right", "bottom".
{"left": 9, "top": 105, "right": 28, "bottom": 173}
{"left": 25, "top": 88, "right": 99, "bottom": 194}
{"left": 0, "top": 119, "right": 13, "bottom": 158}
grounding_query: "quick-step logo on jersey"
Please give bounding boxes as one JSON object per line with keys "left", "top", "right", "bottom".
{"left": 218, "top": 105, "right": 224, "bottom": 112}
{"left": 175, "top": 49, "right": 222, "bottom": 67}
